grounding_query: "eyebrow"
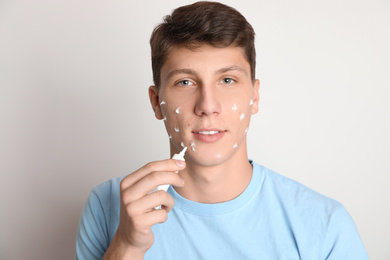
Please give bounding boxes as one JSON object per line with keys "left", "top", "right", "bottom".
{"left": 215, "top": 65, "right": 248, "bottom": 75}
{"left": 165, "top": 65, "right": 248, "bottom": 82}
{"left": 165, "top": 69, "right": 197, "bottom": 82}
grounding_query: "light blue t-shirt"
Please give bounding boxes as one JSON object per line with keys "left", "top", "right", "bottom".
{"left": 76, "top": 162, "right": 368, "bottom": 259}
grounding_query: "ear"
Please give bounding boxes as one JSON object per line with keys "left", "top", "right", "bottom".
{"left": 251, "top": 79, "right": 260, "bottom": 115}
{"left": 148, "top": 85, "right": 164, "bottom": 120}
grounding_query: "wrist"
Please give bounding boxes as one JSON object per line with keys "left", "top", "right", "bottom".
{"left": 103, "top": 232, "right": 147, "bottom": 260}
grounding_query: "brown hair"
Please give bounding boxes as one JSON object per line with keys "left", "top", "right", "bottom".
{"left": 150, "top": 1, "right": 256, "bottom": 89}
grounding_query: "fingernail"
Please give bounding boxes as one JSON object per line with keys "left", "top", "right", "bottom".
{"left": 176, "top": 160, "right": 185, "bottom": 167}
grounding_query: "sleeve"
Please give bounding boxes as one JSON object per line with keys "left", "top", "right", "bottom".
{"left": 321, "top": 204, "right": 369, "bottom": 260}
{"left": 76, "top": 190, "right": 110, "bottom": 260}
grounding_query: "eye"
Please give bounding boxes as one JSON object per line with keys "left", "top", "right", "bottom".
{"left": 221, "top": 78, "right": 235, "bottom": 84}
{"left": 178, "top": 79, "right": 194, "bottom": 87}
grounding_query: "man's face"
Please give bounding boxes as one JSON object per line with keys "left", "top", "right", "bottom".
{"left": 150, "top": 44, "right": 259, "bottom": 166}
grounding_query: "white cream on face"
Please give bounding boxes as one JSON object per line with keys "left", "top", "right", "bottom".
{"left": 232, "top": 104, "right": 238, "bottom": 111}
{"left": 160, "top": 100, "right": 167, "bottom": 121}
{"left": 233, "top": 143, "right": 238, "bottom": 149}
{"left": 249, "top": 99, "right": 253, "bottom": 106}
{"left": 190, "top": 141, "right": 196, "bottom": 152}
{"left": 174, "top": 127, "right": 180, "bottom": 133}
{"left": 240, "top": 113, "right": 245, "bottom": 120}
{"left": 175, "top": 107, "right": 181, "bottom": 114}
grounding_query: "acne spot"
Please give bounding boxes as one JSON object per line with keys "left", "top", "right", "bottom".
{"left": 233, "top": 143, "right": 238, "bottom": 149}
{"left": 160, "top": 100, "right": 166, "bottom": 105}
{"left": 240, "top": 113, "right": 245, "bottom": 120}
{"left": 190, "top": 141, "right": 196, "bottom": 152}
{"left": 174, "top": 127, "right": 180, "bottom": 133}
{"left": 175, "top": 107, "right": 181, "bottom": 114}
{"left": 232, "top": 104, "right": 238, "bottom": 111}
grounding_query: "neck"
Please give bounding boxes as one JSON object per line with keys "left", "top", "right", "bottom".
{"left": 173, "top": 144, "right": 253, "bottom": 204}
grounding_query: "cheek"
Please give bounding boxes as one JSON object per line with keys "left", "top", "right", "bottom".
{"left": 230, "top": 99, "right": 253, "bottom": 124}
{"left": 228, "top": 100, "right": 253, "bottom": 142}
{"left": 160, "top": 101, "right": 189, "bottom": 136}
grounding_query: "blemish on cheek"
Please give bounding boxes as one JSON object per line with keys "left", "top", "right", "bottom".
{"left": 175, "top": 107, "right": 181, "bottom": 114}
{"left": 174, "top": 127, "right": 180, "bottom": 133}
{"left": 160, "top": 100, "right": 166, "bottom": 105}
{"left": 233, "top": 143, "right": 238, "bottom": 149}
{"left": 232, "top": 104, "right": 238, "bottom": 111}
{"left": 190, "top": 141, "right": 196, "bottom": 152}
{"left": 240, "top": 113, "right": 245, "bottom": 120}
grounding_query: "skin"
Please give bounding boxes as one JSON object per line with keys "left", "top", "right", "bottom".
{"left": 103, "top": 44, "right": 260, "bottom": 259}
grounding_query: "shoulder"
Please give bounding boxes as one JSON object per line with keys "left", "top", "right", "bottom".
{"left": 252, "top": 162, "right": 368, "bottom": 258}
{"left": 254, "top": 162, "right": 342, "bottom": 212}
{"left": 81, "top": 176, "right": 124, "bottom": 223}
{"left": 90, "top": 176, "right": 124, "bottom": 202}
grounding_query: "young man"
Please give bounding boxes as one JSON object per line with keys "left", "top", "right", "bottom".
{"left": 76, "top": 2, "right": 368, "bottom": 259}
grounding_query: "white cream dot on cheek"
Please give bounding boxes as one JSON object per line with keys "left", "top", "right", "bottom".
{"left": 249, "top": 99, "right": 253, "bottom": 106}
{"left": 216, "top": 154, "right": 222, "bottom": 158}
{"left": 233, "top": 143, "right": 238, "bottom": 149}
{"left": 174, "top": 127, "right": 180, "bottom": 133}
{"left": 232, "top": 104, "right": 238, "bottom": 111}
{"left": 160, "top": 100, "right": 166, "bottom": 105}
{"left": 181, "top": 141, "right": 185, "bottom": 147}
{"left": 175, "top": 107, "right": 181, "bottom": 114}
{"left": 190, "top": 141, "right": 196, "bottom": 152}
{"left": 245, "top": 128, "right": 249, "bottom": 134}
{"left": 240, "top": 113, "right": 245, "bottom": 120}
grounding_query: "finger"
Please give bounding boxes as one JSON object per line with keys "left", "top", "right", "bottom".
{"left": 122, "top": 171, "right": 184, "bottom": 203}
{"left": 122, "top": 203, "right": 169, "bottom": 238}
{"left": 147, "top": 190, "right": 175, "bottom": 213}
{"left": 139, "top": 207, "right": 170, "bottom": 229}
{"left": 126, "top": 190, "right": 175, "bottom": 214}
{"left": 121, "top": 159, "right": 186, "bottom": 190}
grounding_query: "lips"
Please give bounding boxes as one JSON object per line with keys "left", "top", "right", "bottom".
{"left": 192, "top": 129, "right": 226, "bottom": 143}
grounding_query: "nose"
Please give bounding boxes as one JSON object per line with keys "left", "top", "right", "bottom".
{"left": 194, "top": 85, "right": 221, "bottom": 116}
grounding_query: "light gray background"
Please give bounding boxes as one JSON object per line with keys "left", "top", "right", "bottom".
{"left": 1, "top": 0, "right": 389, "bottom": 259}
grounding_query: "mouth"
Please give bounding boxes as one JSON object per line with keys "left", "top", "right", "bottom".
{"left": 192, "top": 129, "right": 226, "bottom": 143}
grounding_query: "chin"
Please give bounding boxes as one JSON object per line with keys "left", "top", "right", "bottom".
{"left": 186, "top": 149, "right": 237, "bottom": 167}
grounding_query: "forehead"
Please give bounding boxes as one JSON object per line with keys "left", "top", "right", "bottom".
{"left": 161, "top": 44, "right": 251, "bottom": 79}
